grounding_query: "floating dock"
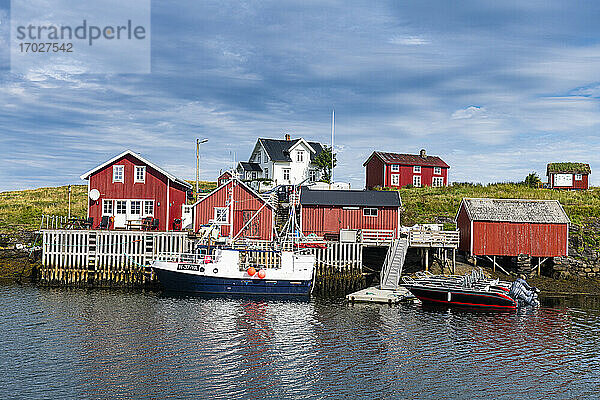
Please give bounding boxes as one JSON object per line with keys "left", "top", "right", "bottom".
{"left": 346, "top": 286, "right": 415, "bottom": 304}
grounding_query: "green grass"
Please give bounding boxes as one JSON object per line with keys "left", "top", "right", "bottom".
{"left": 0, "top": 181, "right": 218, "bottom": 234}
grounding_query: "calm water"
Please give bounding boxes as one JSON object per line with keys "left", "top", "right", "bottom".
{"left": 2, "top": 284, "right": 600, "bottom": 399}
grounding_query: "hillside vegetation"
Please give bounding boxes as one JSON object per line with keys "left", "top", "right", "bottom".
{"left": 1, "top": 182, "right": 599, "bottom": 235}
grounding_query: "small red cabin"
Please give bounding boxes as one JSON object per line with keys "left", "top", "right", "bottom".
{"left": 80, "top": 150, "right": 192, "bottom": 231}
{"left": 364, "top": 149, "right": 449, "bottom": 189}
{"left": 217, "top": 171, "right": 233, "bottom": 187}
{"left": 193, "top": 178, "right": 274, "bottom": 240}
{"left": 547, "top": 163, "right": 590, "bottom": 190}
{"left": 299, "top": 189, "right": 402, "bottom": 237}
{"left": 455, "top": 198, "right": 570, "bottom": 257}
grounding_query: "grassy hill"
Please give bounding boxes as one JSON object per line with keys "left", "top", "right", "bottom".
{"left": 1, "top": 182, "right": 599, "bottom": 235}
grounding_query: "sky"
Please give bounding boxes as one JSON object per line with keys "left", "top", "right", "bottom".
{"left": 1, "top": 0, "right": 600, "bottom": 191}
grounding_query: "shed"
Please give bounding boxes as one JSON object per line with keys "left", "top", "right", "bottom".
{"left": 80, "top": 150, "right": 192, "bottom": 231}
{"left": 547, "top": 162, "right": 591, "bottom": 190}
{"left": 455, "top": 198, "right": 570, "bottom": 257}
{"left": 193, "top": 178, "right": 274, "bottom": 240}
{"left": 299, "top": 189, "right": 402, "bottom": 237}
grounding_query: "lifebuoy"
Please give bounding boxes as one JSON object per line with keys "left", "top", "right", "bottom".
{"left": 204, "top": 255, "right": 212, "bottom": 264}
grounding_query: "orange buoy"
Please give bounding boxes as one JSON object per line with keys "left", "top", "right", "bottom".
{"left": 247, "top": 267, "right": 256, "bottom": 276}
{"left": 257, "top": 269, "right": 266, "bottom": 279}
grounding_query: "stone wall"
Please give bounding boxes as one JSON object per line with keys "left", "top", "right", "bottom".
{"left": 552, "top": 220, "right": 600, "bottom": 279}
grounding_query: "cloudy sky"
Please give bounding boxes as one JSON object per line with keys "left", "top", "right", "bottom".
{"left": 1, "top": 0, "right": 600, "bottom": 191}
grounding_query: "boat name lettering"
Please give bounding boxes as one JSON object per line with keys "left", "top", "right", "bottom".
{"left": 177, "top": 263, "right": 199, "bottom": 271}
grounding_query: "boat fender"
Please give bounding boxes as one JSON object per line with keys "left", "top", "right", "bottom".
{"left": 213, "top": 268, "right": 218, "bottom": 274}
{"left": 257, "top": 269, "right": 266, "bottom": 279}
{"left": 247, "top": 267, "right": 256, "bottom": 276}
{"left": 199, "top": 267, "right": 205, "bottom": 273}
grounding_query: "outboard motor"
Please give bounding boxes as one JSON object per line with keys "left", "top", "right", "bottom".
{"left": 508, "top": 275, "right": 540, "bottom": 307}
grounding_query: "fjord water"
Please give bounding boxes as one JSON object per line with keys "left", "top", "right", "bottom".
{"left": 2, "top": 284, "right": 599, "bottom": 399}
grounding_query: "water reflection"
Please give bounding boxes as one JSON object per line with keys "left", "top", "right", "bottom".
{"left": 2, "top": 284, "right": 600, "bottom": 399}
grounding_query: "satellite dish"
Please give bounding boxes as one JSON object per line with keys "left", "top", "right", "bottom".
{"left": 89, "top": 189, "right": 100, "bottom": 201}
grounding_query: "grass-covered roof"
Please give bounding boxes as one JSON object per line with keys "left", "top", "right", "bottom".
{"left": 547, "top": 162, "right": 591, "bottom": 174}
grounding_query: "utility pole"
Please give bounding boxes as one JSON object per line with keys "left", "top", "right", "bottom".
{"left": 196, "top": 138, "right": 208, "bottom": 200}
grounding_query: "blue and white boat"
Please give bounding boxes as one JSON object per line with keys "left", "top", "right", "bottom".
{"left": 151, "top": 248, "right": 316, "bottom": 296}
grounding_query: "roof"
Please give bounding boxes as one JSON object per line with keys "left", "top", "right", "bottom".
{"left": 547, "top": 162, "right": 591, "bottom": 175}
{"left": 457, "top": 198, "right": 570, "bottom": 224}
{"left": 80, "top": 150, "right": 192, "bottom": 188}
{"left": 300, "top": 189, "right": 402, "bottom": 207}
{"left": 238, "top": 162, "right": 263, "bottom": 172}
{"left": 363, "top": 151, "right": 450, "bottom": 168}
{"left": 192, "top": 178, "right": 274, "bottom": 210}
{"left": 259, "top": 138, "right": 324, "bottom": 162}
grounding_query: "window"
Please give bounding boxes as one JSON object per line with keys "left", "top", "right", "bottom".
{"left": 256, "top": 152, "right": 261, "bottom": 163}
{"left": 413, "top": 165, "right": 421, "bottom": 173}
{"left": 391, "top": 164, "right": 399, "bottom": 172}
{"left": 115, "top": 200, "right": 127, "bottom": 214}
{"left": 214, "top": 207, "right": 229, "bottom": 224}
{"left": 363, "top": 208, "right": 378, "bottom": 217}
{"left": 264, "top": 168, "right": 268, "bottom": 179}
{"left": 434, "top": 167, "right": 441, "bottom": 175}
{"left": 309, "top": 169, "right": 317, "bottom": 182}
{"left": 144, "top": 200, "right": 154, "bottom": 216}
{"left": 130, "top": 200, "right": 141, "bottom": 215}
{"left": 575, "top": 174, "right": 583, "bottom": 181}
{"left": 432, "top": 177, "right": 444, "bottom": 187}
{"left": 113, "top": 165, "right": 124, "bottom": 183}
{"left": 134, "top": 166, "right": 146, "bottom": 183}
{"left": 252, "top": 171, "right": 258, "bottom": 180}
{"left": 391, "top": 174, "right": 400, "bottom": 186}
{"left": 413, "top": 175, "right": 421, "bottom": 187}
{"left": 102, "top": 199, "right": 113, "bottom": 216}
{"left": 283, "top": 168, "right": 290, "bottom": 181}
{"left": 297, "top": 150, "right": 304, "bottom": 162}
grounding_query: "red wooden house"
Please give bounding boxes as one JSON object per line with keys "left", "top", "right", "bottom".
{"left": 547, "top": 163, "right": 591, "bottom": 190}
{"left": 455, "top": 198, "right": 570, "bottom": 258}
{"left": 217, "top": 171, "right": 233, "bottom": 186}
{"left": 193, "top": 179, "right": 274, "bottom": 240}
{"left": 80, "top": 150, "right": 192, "bottom": 231}
{"left": 299, "top": 189, "right": 402, "bottom": 237}
{"left": 364, "top": 149, "right": 449, "bottom": 189}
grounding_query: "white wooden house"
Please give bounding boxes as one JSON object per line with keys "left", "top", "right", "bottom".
{"left": 236, "top": 134, "right": 324, "bottom": 186}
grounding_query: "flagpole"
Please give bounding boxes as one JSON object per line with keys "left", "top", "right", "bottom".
{"left": 331, "top": 108, "right": 335, "bottom": 185}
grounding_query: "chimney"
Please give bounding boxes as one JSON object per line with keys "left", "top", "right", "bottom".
{"left": 284, "top": 133, "right": 291, "bottom": 141}
{"left": 420, "top": 149, "right": 426, "bottom": 158}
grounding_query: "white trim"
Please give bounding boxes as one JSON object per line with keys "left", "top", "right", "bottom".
{"left": 413, "top": 175, "right": 421, "bottom": 187}
{"left": 112, "top": 165, "right": 124, "bottom": 183}
{"left": 191, "top": 178, "right": 275, "bottom": 210}
{"left": 87, "top": 180, "right": 90, "bottom": 219}
{"left": 166, "top": 179, "right": 170, "bottom": 232}
{"left": 214, "top": 207, "right": 229, "bottom": 224}
{"left": 134, "top": 165, "right": 146, "bottom": 183}
{"left": 413, "top": 165, "right": 421, "bottom": 174}
{"left": 80, "top": 149, "right": 192, "bottom": 189}
{"left": 391, "top": 164, "right": 399, "bottom": 172}
{"left": 391, "top": 174, "right": 400, "bottom": 186}
{"left": 363, "top": 208, "right": 378, "bottom": 217}
{"left": 434, "top": 167, "right": 442, "bottom": 175}
{"left": 288, "top": 138, "right": 316, "bottom": 154}
{"left": 102, "top": 199, "right": 114, "bottom": 216}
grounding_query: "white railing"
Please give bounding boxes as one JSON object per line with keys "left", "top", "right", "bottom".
{"left": 408, "top": 229, "right": 459, "bottom": 247}
{"left": 360, "top": 229, "right": 395, "bottom": 244}
{"left": 155, "top": 252, "right": 221, "bottom": 264}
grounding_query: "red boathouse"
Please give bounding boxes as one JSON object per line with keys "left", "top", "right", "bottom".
{"left": 455, "top": 198, "right": 570, "bottom": 257}
{"left": 80, "top": 150, "right": 192, "bottom": 231}
{"left": 364, "top": 149, "right": 449, "bottom": 189}
{"left": 193, "top": 178, "right": 274, "bottom": 240}
{"left": 547, "top": 162, "right": 591, "bottom": 190}
{"left": 299, "top": 189, "right": 402, "bottom": 237}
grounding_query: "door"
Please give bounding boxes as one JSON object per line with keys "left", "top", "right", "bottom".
{"left": 182, "top": 205, "right": 194, "bottom": 230}
{"left": 114, "top": 200, "right": 127, "bottom": 228}
{"left": 242, "top": 210, "right": 260, "bottom": 238}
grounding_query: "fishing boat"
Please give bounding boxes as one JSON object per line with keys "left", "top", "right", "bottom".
{"left": 152, "top": 246, "right": 316, "bottom": 296}
{"left": 402, "top": 269, "right": 539, "bottom": 309}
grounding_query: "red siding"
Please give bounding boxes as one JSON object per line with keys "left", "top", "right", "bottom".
{"left": 549, "top": 173, "right": 589, "bottom": 190}
{"left": 365, "top": 157, "right": 384, "bottom": 189}
{"left": 194, "top": 181, "right": 273, "bottom": 240}
{"left": 87, "top": 154, "right": 188, "bottom": 231}
{"left": 457, "top": 206, "right": 471, "bottom": 253}
{"left": 365, "top": 156, "right": 449, "bottom": 189}
{"left": 301, "top": 205, "right": 399, "bottom": 236}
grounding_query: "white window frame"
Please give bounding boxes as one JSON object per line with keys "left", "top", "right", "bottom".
{"left": 413, "top": 165, "right": 421, "bottom": 174}
{"left": 297, "top": 150, "right": 304, "bottom": 162}
{"left": 283, "top": 168, "right": 290, "bottom": 181}
{"left": 256, "top": 152, "right": 261, "bottom": 163}
{"left": 363, "top": 208, "right": 378, "bottom": 217}
{"left": 575, "top": 174, "right": 583, "bottom": 181}
{"left": 432, "top": 177, "right": 444, "bottom": 187}
{"left": 251, "top": 171, "right": 258, "bottom": 180}
{"left": 309, "top": 169, "right": 317, "bottom": 182}
{"left": 134, "top": 166, "right": 146, "bottom": 183}
{"left": 130, "top": 200, "right": 142, "bottom": 216}
{"left": 115, "top": 200, "right": 127, "bottom": 215}
{"left": 113, "top": 165, "right": 124, "bottom": 183}
{"left": 413, "top": 175, "right": 422, "bottom": 187}
{"left": 144, "top": 200, "right": 154, "bottom": 217}
{"left": 391, "top": 174, "right": 400, "bottom": 186}
{"left": 264, "top": 168, "right": 269, "bottom": 179}
{"left": 391, "top": 164, "right": 400, "bottom": 172}
{"left": 214, "top": 207, "right": 229, "bottom": 224}
{"left": 434, "top": 167, "right": 441, "bottom": 175}
{"left": 102, "top": 199, "right": 114, "bottom": 216}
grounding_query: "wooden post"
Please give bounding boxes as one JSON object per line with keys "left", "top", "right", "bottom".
{"left": 452, "top": 248, "right": 456, "bottom": 275}
{"left": 425, "top": 248, "right": 429, "bottom": 272}
{"left": 493, "top": 256, "right": 496, "bottom": 272}
{"left": 537, "top": 258, "right": 541, "bottom": 276}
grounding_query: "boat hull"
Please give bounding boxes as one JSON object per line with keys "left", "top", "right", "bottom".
{"left": 154, "top": 268, "right": 312, "bottom": 296}
{"left": 406, "top": 285, "right": 517, "bottom": 309}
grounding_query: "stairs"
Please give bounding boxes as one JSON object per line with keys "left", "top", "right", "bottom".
{"left": 380, "top": 238, "right": 409, "bottom": 290}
